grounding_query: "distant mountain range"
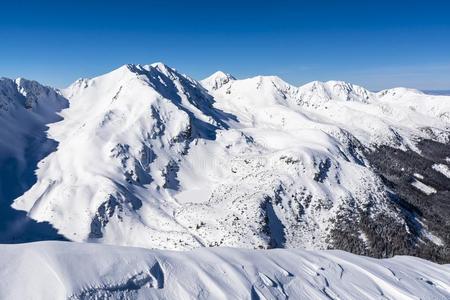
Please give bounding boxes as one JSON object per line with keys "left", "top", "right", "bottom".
{"left": 423, "top": 90, "right": 450, "bottom": 96}
{"left": 1, "top": 63, "right": 449, "bottom": 264}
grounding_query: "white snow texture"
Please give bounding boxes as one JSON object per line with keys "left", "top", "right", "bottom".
{"left": 0, "top": 241, "right": 449, "bottom": 300}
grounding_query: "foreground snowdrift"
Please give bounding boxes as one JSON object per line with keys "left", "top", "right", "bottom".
{"left": 0, "top": 241, "right": 449, "bottom": 299}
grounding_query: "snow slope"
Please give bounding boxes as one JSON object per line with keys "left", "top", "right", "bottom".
{"left": 0, "top": 241, "right": 449, "bottom": 300}
{"left": 2, "top": 63, "right": 450, "bottom": 261}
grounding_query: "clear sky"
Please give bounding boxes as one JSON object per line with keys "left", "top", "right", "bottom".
{"left": 1, "top": 0, "right": 450, "bottom": 90}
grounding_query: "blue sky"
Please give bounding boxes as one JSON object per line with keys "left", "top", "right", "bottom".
{"left": 1, "top": 0, "right": 449, "bottom": 90}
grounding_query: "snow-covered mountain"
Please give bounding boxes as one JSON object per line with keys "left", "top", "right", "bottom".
{"left": 201, "top": 71, "right": 236, "bottom": 91}
{"left": 1, "top": 63, "right": 449, "bottom": 263}
{"left": 1, "top": 241, "right": 449, "bottom": 299}
{"left": 0, "top": 77, "right": 68, "bottom": 242}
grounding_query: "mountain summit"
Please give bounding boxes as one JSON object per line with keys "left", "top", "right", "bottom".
{"left": 201, "top": 71, "right": 236, "bottom": 91}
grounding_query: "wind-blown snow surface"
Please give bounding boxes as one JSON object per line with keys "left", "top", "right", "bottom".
{"left": 0, "top": 241, "right": 449, "bottom": 300}
{"left": 3, "top": 63, "right": 450, "bottom": 258}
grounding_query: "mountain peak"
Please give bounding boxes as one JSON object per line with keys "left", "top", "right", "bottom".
{"left": 377, "top": 87, "right": 424, "bottom": 99}
{"left": 211, "top": 70, "right": 234, "bottom": 79}
{"left": 201, "top": 71, "right": 235, "bottom": 91}
{"left": 104, "top": 62, "right": 178, "bottom": 79}
{"left": 64, "top": 62, "right": 185, "bottom": 95}
{"left": 150, "top": 61, "right": 170, "bottom": 69}
{"left": 298, "top": 80, "right": 374, "bottom": 103}
{"left": 149, "top": 62, "right": 177, "bottom": 74}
